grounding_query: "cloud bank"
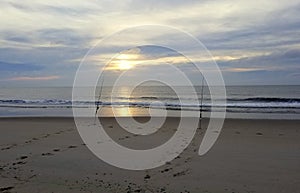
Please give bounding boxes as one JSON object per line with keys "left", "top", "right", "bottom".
{"left": 0, "top": 0, "right": 299, "bottom": 86}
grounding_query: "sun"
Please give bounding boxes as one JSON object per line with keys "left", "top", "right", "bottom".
{"left": 106, "top": 51, "right": 139, "bottom": 71}
{"left": 118, "top": 60, "right": 133, "bottom": 70}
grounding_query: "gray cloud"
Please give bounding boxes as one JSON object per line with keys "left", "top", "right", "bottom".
{"left": 127, "top": 0, "right": 200, "bottom": 12}
{"left": 201, "top": 4, "right": 300, "bottom": 51}
{"left": 219, "top": 49, "right": 300, "bottom": 70}
{"left": 1, "top": 28, "right": 93, "bottom": 47}
{"left": 36, "top": 28, "right": 93, "bottom": 46}
{"left": 3, "top": 1, "right": 100, "bottom": 16}
{"left": 0, "top": 61, "right": 43, "bottom": 72}
{"left": 0, "top": 0, "right": 299, "bottom": 86}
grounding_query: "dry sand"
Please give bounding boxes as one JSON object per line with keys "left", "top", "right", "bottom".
{"left": 0, "top": 117, "right": 299, "bottom": 193}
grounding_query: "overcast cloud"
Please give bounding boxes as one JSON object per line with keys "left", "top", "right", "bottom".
{"left": 0, "top": 0, "right": 299, "bottom": 86}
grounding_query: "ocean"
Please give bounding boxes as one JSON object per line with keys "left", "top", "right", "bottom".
{"left": 0, "top": 85, "right": 300, "bottom": 119}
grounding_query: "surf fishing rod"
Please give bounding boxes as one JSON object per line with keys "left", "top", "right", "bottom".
{"left": 199, "top": 76, "right": 205, "bottom": 129}
{"left": 94, "top": 75, "right": 104, "bottom": 124}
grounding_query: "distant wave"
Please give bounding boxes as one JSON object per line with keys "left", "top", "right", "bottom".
{"left": 228, "top": 97, "right": 300, "bottom": 103}
{"left": 140, "top": 96, "right": 159, "bottom": 100}
{"left": 0, "top": 99, "right": 73, "bottom": 105}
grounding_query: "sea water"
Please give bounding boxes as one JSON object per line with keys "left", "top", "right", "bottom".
{"left": 0, "top": 85, "right": 299, "bottom": 119}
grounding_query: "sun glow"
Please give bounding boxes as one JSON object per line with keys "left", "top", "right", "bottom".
{"left": 106, "top": 53, "right": 139, "bottom": 71}
{"left": 117, "top": 60, "right": 133, "bottom": 70}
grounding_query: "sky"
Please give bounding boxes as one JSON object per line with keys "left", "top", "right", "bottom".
{"left": 0, "top": 0, "right": 300, "bottom": 86}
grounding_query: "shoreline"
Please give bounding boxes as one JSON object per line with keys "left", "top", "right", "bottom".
{"left": 0, "top": 114, "right": 299, "bottom": 120}
{"left": 1, "top": 105, "right": 300, "bottom": 120}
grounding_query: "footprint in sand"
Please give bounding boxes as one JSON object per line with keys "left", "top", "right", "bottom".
{"left": 12, "top": 161, "right": 26, "bottom": 166}
{"left": 160, "top": 168, "right": 172, "bottom": 173}
{"left": 184, "top": 157, "right": 192, "bottom": 163}
{"left": 41, "top": 152, "right": 54, "bottom": 156}
{"left": 0, "top": 186, "right": 14, "bottom": 192}
{"left": 173, "top": 170, "right": 189, "bottom": 177}
{"left": 144, "top": 174, "right": 151, "bottom": 180}
{"left": 1, "top": 144, "right": 17, "bottom": 151}
{"left": 25, "top": 140, "right": 32, "bottom": 144}
{"left": 41, "top": 134, "right": 51, "bottom": 138}
{"left": 68, "top": 145, "right": 77, "bottom": 149}
{"left": 118, "top": 136, "right": 130, "bottom": 141}
{"left": 18, "top": 155, "right": 28, "bottom": 160}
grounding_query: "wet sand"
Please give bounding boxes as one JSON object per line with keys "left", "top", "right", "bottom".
{"left": 0, "top": 117, "right": 299, "bottom": 193}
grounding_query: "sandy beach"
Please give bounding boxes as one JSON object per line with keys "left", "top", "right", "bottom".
{"left": 0, "top": 117, "right": 299, "bottom": 193}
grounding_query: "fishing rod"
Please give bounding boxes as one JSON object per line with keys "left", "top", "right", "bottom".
{"left": 199, "top": 76, "right": 205, "bottom": 129}
{"left": 94, "top": 75, "right": 104, "bottom": 124}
